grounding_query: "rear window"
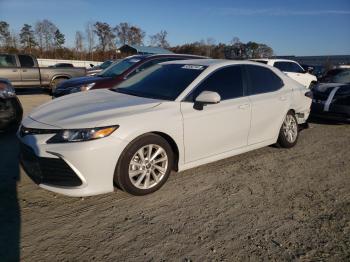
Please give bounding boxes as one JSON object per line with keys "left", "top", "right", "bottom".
{"left": 0, "top": 54, "right": 16, "bottom": 67}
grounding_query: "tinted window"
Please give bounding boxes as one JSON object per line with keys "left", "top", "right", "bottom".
{"left": 246, "top": 65, "right": 283, "bottom": 95}
{"left": 0, "top": 54, "right": 17, "bottom": 67}
{"left": 186, "top": 66, "right": 244, "bottom": 101}
{"left": 18, "top": 55, "right": 35, "bottom": 67}
{"left": 288, "top": 62, "right": 305, "bottom": 73}
{"left": 113, "top": 64, "right": 206, "bottom": 100}
{"left": 99, "top": 57, "right": 141, "bottom": 77}
{"left": 274, "top": 61, "right": 304, "bottom": 73}
{"left": 274, "top": 62, "right": 289, "bottom": 72}
{"left": 333, "top": 70, "right": 350, "bottom": 84}
{"left": 127, "top": 57, "right": 188, "bottom": 78}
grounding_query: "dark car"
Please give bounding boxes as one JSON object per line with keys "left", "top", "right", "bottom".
{"left": 0, "top": 78, "right": 23, "bottom": 132}
{"left": 86, "top": 60, "right": 115, "bottom": 76}
{"left": 53, "top": 54, "right": 206, "bottom": 98}
{"left": 311, "top": 68, "right": 350, "bottom": 122}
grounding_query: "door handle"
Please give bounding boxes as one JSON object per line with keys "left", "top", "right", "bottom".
{"left": 279, "top": 96, "right": 287, "bottom": 101}
{"left": 22, "top": 69, "right": 27, "bottom": 72}
{"left": 238, "top": 104, "right": 250, "bottom": 109}
{"left": 12, "top": 69, "right": 17, "bottom": 72}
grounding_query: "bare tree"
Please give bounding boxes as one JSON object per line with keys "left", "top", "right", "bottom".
{"left": 35, "top": 19, "right": 57, "bottom": 55}
{"left": 115, "top": 22, "right": 145, "bottom": 46}
{"left": 115, "top": 22, "right": 130, "bottom": 45}
{"left": 127, "top": 26, "right": 145, "bottom": 45}
{"left": 93, "top": 22, "right": 115, "bottom": 52}
{"left": 85, "top": 21, "right": 95, "bottom": 60}
{"left": 149, "top": 30, "right": 170, "bottom": 48}
{"left": 75, "top": 31, "right": 84, "bottom": 59}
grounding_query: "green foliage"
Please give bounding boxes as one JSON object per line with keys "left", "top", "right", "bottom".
{"left": 19, "top": 24, "right": 37, "bottom": 50}
{"left": 54, "top": 29, "right": 65, "bottom": 48}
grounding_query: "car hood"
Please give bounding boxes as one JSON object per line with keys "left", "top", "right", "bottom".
{"left": 28, "top": 89, "right": 162, "bottom": 129}
{"left": 313, "top": 83, "right": 350, "bottom": 95}
{"left": 58, "top": 75, "right": 113, "bottom": 89}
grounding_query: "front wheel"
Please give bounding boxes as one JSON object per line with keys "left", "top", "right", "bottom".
{"left": 277, "top": 112, "right": 299, "bottom": 148}
{"left": 50, "top": 77, "right": 67, "bottom": 93}
{"left": 114, "top": 134, "right": 174, "bottom": 196}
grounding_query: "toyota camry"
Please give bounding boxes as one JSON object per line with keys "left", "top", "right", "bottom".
{"left": 18, "top": 60, "right": 312, "bottom": 197}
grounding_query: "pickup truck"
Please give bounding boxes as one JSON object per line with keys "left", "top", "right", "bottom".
{"left": 0, "top": 54, "right": 86, "bottom": 91}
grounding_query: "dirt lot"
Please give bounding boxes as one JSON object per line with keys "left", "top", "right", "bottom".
{"left": 0, "top": 91, "right": 349, "bottom": 261}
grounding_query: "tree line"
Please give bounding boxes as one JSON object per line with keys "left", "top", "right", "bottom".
{"left": 0, "top": 20, "right": 274, "bottom": 61}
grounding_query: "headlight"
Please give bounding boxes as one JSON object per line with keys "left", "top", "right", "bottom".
{"left": 0, "top": 81, "right": 16, "bottom": 99}
{"left": 81, "top": 82, "right": 96, "bottom": 91}
{"left": 46, "top": 125, "right": 119, "bottom": 143}
{"left": 69, "top": 83, "right": 95, "bottom": 94}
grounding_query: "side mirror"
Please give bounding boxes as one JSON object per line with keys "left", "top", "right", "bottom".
{"left": 195, "top": 91, "right": 221, "bottom": 104}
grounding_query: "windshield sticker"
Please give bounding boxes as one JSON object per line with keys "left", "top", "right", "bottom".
{"left": 182, "top": 65, "right": 205, "bottom": 70}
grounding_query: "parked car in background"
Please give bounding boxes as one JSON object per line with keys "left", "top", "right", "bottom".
{"left": 19, "top": 59, "right": 311, "bottom": 197}
{"left": 311, "top": 68, "right": 350, "bottom": 122}
{"left": 0, "top": 54, "right": 86, "bottom": 91}
{"left": 251, "top": 59, "right": 317, "bottom": 88}
{"left": 49, "top": 63, "right": 74, "bottom": 68}
{"left": 53, "top": 54, "right": 206, "bottom": 98}
{"left": 87, "top": 60, "right": 115, "bottom": 76}
{"left": 0, "top": 78, "right": 23, "bottom": 133}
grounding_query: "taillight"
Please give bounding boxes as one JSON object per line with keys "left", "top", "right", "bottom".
{"left": 305, "top": 91, "right": 313, "bottom": 99}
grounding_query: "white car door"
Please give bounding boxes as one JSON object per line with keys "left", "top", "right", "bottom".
{"left": 180, "top": 65, "right": 251, "bottom": 163}
{"left": 245, "top": 65, "right": 290, "bottom": 145}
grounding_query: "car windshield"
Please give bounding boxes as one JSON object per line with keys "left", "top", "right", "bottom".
{"left": 112, "top": 64, "right": 207, "bottom": 100}
{"left": 322, "top": 69, "right": 350, "bottom": 83}
{"left": 332, "top": 70, "right": 350, "bottom": 84}
{"left": 99, "top": 60, "right": 113, "bottom": 69}
{"left": 98, "top": 57, "right": 141, "bottom": 77}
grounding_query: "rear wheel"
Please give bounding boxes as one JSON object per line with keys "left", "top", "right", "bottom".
{"left": 114, "top": 134, "right": 174, "bottom": 195}
{"left": 277, "top": 112, "right": 299, "bottom": 148}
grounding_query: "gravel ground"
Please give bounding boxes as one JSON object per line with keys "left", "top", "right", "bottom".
{"left": 0, "top": 90, "right": 349, "bottom": 261}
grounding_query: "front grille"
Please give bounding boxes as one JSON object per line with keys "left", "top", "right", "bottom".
{"left": 20, "top": 143, "right": 82, "bottom": 187}
{"left": 312, "top": 92, "right": 329, "bottom": 101}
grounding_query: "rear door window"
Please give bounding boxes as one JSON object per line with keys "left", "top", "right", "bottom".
{"left": 245, "top": 65, "right": 283, "bottom": 95}
{"left": 18, "top": 55, "right": 35, "bottom": 67}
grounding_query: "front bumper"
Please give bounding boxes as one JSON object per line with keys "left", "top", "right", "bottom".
{"left": 18, "top": 127, "right": 129, "bottom": 197}
{"left": 310, "top": 102, "right": 350, "bottom": 122}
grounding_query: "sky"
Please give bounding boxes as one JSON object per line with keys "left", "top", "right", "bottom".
{"left": 0, "top": 0, "right": 349, "bottom": 56}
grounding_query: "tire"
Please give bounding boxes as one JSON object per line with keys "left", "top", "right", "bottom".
{"left": 277, "top": 112, "right": 299, "bottom": 148}
{"left": 50, "top": 77, "right": 67, "bottom": 93}
{"left": 114, "top": 134, "right": 174, "bottom": 196}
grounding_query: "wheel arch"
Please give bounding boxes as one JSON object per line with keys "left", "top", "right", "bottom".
{"left": 151, "top": 131, "right": 180, "bottom": 171}
{"left": 50, "top": 74, "right": 71, "bottom": 83}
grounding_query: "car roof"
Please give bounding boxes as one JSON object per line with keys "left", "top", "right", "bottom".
{"left": 251, "top": 58, "right": 300, "bottom": 63}
{"left": 162, "top": 58, "right": 267, "bottom": 67}
{"left": 124, "top": 54, "right": 207, "bottom": 60}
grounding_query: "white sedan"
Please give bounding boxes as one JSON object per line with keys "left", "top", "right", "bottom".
{"left": 251, "top": 59, "right": 317, "bottom": 88}
{"left": 18, "top": 60, "right": 312, "bottom": 197}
